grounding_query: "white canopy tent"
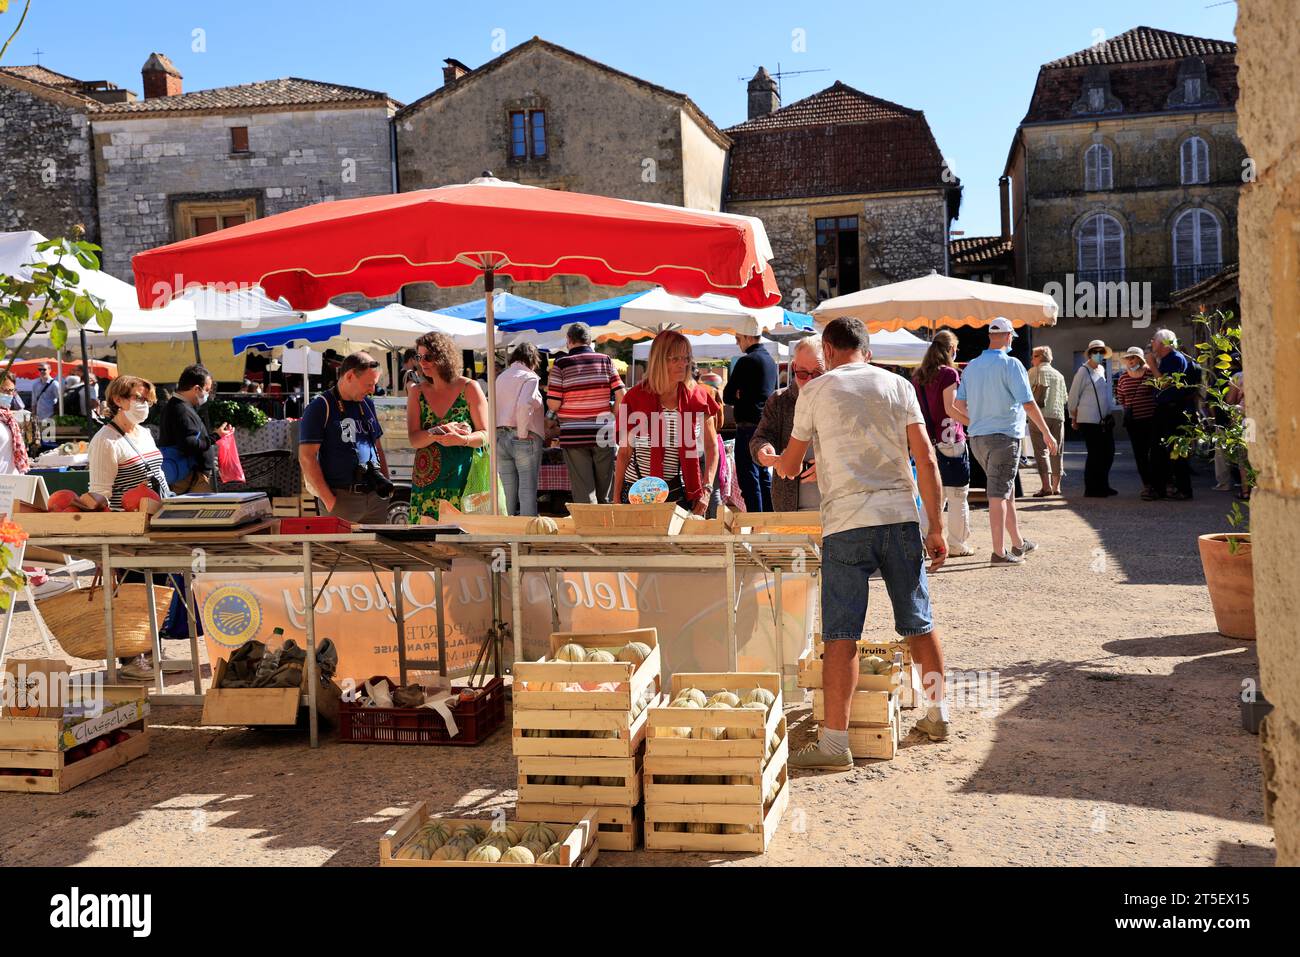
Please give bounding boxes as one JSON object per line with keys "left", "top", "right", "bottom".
{"left": 865, "top": 328, "right": 930, "bottom": 366}
{"left": 182, "top": 285, "right": 349, "bottom": 338}
{"left": 631, "top": 332, "right": 784, "bottom": 363}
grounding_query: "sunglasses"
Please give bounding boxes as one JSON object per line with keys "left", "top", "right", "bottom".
{"left": 792, "top": 369, "right": 821, "bottom": 380}
{"left": 416, "top": 352, "right": 436, "bottom": 362}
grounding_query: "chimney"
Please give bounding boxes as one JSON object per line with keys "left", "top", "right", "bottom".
{"left": 998, "top": 175, "right": 1011, "bottom": 241}
{"left": 141, "top": 52, "right": 182, "bottom": 99}
{"left": 747, "top": 67, "right": 779, "bottom": 119}
{"left": 443, "top": 58, "right": 471, "bottom": 86}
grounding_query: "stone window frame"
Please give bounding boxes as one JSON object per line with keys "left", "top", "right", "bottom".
{"left": 1179, "top": 133, "right": 1212, "bottom": 185}
{"left": 1072, "top": 208, "right": 1128, "bottom": 282}
{"left": 229, "top": 125, "right": 250, "bottom": 154}
{"left": 170, "top": 190, "right": 263, "bottom": 242}
{"left": 505, "top": 97, "right": 550, "bottom": 165}
{"left": 1169, "top": 202, "right": 1228, "bottom": 290}
{"left": 1082, "top": 141, "right": 1116, "bottom": 192}
{"left": 809, "top": 200, "right": 864, "bottom": 302}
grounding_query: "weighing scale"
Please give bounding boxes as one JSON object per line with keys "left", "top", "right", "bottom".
{"left": 149, "top": 492, "right": 273, "bottom": 529}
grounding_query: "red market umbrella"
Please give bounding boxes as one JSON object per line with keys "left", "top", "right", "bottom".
{"left": 133, "top": 175, "right": 780, "bottom": 513}
{"left": 8, "top": 358, "right": 118, "bottom": 379}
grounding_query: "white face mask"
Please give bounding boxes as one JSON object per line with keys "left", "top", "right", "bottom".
{"left": 197, "top": 389, "right": 210, "bottom": 407}
{"left": 125, "top": 401, "right": 150, "bottom": 425}
{"left": 0, "top": 395, "right": 12, "bottom": 409}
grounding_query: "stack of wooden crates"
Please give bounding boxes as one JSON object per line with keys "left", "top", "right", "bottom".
{"left": 643, "top": 672, "right": 790, "bottom": 853}
{"left": 512, "top": 628, "right": 663, "bottom": 852}
{"left": 797, "top": 639, "right": 917, "bottom": 759}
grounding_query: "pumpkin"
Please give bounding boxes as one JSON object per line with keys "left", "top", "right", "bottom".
{"left": 554, "top": 643, "right": 587, "bottom": 662}
{"left": 675, "top": 687, "right": 707, "bottom": 707}
{"left": 501, "top": 846, "right": 536, "bottom": 864}
{"left": 584, "top": 648, "right": 617, "bottom": 663}
{"left": 525, "top": 516, "right": 559, "bottom": 535}
{"left": 430, "top": 844, "right": 467, "bottom": 861}
{"left": 616, "top": 641, "right": 652, "bottom": 665}
{"left": 708, "top": 691, "right": 741, "bottom": 708}
{"left": 521, "top": 823, "right": 557, "bottom": 846}
{"left": 466, "top": 844, "right": 502, "bottom": 863}
{"left": 742, "top": 688, "right": 776, "bottom": 709}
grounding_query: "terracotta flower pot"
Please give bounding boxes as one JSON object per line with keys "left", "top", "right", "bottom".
{"left": 1197, "top": 533, "right": 1255, "bottom": 640}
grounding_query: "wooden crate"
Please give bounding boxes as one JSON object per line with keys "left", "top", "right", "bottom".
{"left": 516, "top": 754, "right": 642, "bottom": 806}
{"left": 430, "top": 501, "right": 575, "bottom": 535}
{"left": 0, "top": 686, "right": 149, "bottom": 794}
{"left": 567, "top": 503, "right": 688, "bottom": 537}
{"left": 849, "top": 709, "right": 901, "bottom": 761}
{"left": 271, "top": 497, "right": 301, "bottom": 517}
{"left": 645, "top": 773, "right": 791, "bottom": 853}
{"left": 201, "top": 656, "right": 342, "bottom": 727}
{"left": 15, "top": 510, "right": 150, "bottom": 536}
{"left": 380, "top": 804, "right": 599, "bottom": 867}
{"left": 512, "top": 627, "right": 661, "bottom": 713}
{"left": 728, "top": 511, "right": 821, "bottom": 538}
{"left": 515, "top": 802, "right": 641, "bottom": 852}
{"left": 643, "top": 672, "right": 789, "bottom": 852}
{"left": 513, "top": 692, "right": 665, "bottom": 759}
{"left": 797, "top": 639, "right": 912, "bottom": 699}
{"left": 812, "top": 688, "right": 897, "bottom": 725}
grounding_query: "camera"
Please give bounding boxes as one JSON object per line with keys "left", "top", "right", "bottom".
{"left": 365, "top": 461, "right": 395, "bottom": 499}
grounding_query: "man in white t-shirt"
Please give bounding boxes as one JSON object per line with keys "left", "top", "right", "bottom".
{"left": 777, "top": 316, "right": 951, "bottom": 770}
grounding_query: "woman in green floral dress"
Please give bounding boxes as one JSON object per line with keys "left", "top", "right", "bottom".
{"left": 406, "top": 331, "right": 489, "bottom": 523}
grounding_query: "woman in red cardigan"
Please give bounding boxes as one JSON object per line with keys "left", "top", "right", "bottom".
{"left": 616, "top": 331, "right": 720, "bottom": 516}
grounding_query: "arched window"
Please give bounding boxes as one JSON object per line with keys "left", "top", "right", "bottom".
{"left": 1173, "top": 208, "right": 1222, "bottom": 289}
{"left": 1077, "top": 212, "right": 1125, "bottom": 282}
{"left": 1084, "top": 144, "right": 1113, "bottom": 191}
{"left": 1180, "top": 136, "right": 1210, "bottom": 184}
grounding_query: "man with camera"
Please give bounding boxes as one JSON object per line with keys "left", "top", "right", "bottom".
{"left": 298, "top": 350, "right": 392, "bottom": 524}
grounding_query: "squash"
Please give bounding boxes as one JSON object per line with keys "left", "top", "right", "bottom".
{"left": 466, "top": 844, "right": 502, "bottom": 863}
{"left": 616, "top": 641, "right": 652, "bottom": 665}
{"left": 584, "top": 648, "right": 617, "bottom": 663}
{"left": 525, "top": 516, "right": 560, "bottom": 535}
{"left": 554, "top": 643, "right": 587, "bottom": 662}
{"left": 501, "top": 846, "right": 536, "bottom": 864}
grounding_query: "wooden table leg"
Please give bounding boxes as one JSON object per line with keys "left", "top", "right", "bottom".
{"left": 434, "top": 567, "right": 447, "bottom": 677}
{"left": 773, "top": 566, "right": 785, "bottom": 694}
{"left": 393, "top": 566, "right": 407, "bottom": 685}
{"left": 510, "top": 543, "right": 522, "bottom": 665}
{"left": 183, "top": 572, "right": 202, "bottom": 696}
{"left": 144, "top": 568, "right": 163, "bottom": 695}
{"left": 725, "top": 543, "right": 737, "bottom": 671}
{"left": 102, "top": 544, "right": 117, "bottom": 682}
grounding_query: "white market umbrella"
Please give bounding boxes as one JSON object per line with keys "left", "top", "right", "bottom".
{"left": 813, "top": 271, "right": 1059, "bottom": 332}
{"left": 865, "top": 328, "right": 930, "bottom": 366}
{"left": 338, "top": 303, "right": 489, "bottom": 349}
{"left": 631, "top": 332, "right": 785, "bottom": 363}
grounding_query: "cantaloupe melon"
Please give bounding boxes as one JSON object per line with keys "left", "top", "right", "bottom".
{"left": 742, "top": 688, "right": 776, "bottom": 708}
{"left": 707, "top": 691, "right": 741, "bottom": 707}
{"left": 521, "top": 823, "right": 557, "bottom": 846}
{"left": 501, "top": 846, "right": 535, "bottom": 863}
{"left": 675, "top": 687, "right": 707, "bottom": 707}
{"left": 466, "top": 844, "right": 502, "bottom": 862}
{"left": 396, "top": 842, "right": 430, "bottom": 860}
{"left": 452, "top": 824, "right": 486, "bottom": 843}
{"left": 525, "top": 516, "right": 559, "bottom": 535}
{"left": 431, "top": 844, "right": 467, "bottom": 861}
{"left": 554, "top": 643, "right": 587, "bottom": 662}
{"left": 616, "top": 641, "right": 652, "bottom": 665}
{"left": 584, "top": 648, "right": 617, "bottom": 663}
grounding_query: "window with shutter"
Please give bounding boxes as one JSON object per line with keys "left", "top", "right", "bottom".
{"left": 1173, "top": 209, "right": 1222, "bottom": 288}
{"left": 1181, "top": 136, "right": 1209, "bottom": 184}
{"left": 1077, "top": 213, "right": 1124, "bottom": 282}
{"left": 1085, "top": 144, "right": 1112, "bottom": 191}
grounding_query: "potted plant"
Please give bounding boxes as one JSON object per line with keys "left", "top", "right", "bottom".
{"left": 1162, "top": 310, "right": 1255, "bottom": 640}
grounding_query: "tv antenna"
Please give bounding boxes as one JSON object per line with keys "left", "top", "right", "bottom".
{"left": 737, "top": 62, "right": 829, "bottom": 100}
{"left": 33, "top": 48, "right": 45, "bottom": 66}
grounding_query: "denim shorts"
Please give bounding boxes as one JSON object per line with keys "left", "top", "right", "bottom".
{"left": 821, "top": 522, "right": 933, "bottom": 640}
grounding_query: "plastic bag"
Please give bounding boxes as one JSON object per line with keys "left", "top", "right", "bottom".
{"left": 461, "top": 446, "right": 507, "bottom": 514}
{"left": 216, "top": 431, "right": 245, "bottom": 484}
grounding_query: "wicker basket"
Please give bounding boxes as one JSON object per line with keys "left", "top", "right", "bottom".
{"left": 37, "top": 583, "right": 172, "bottom": 660}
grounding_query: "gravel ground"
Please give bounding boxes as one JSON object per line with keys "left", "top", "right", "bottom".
{"left": 0, "top": 445, "right": 1274, "bottom": 866}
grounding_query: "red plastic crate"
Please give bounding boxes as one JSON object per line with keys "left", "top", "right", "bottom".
{"left": 278, "top": 516, "right": 353, "bottom": 535}
{"left": 337, "top": 676, "right": 505, "bottom": 746}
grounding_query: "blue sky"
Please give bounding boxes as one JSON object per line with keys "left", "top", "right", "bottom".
{"left": 8, "top": 0, "right": 1238, "bottom": 236}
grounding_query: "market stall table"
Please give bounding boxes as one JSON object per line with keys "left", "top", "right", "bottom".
{"left": 21, "top": 530, "right": 460, "bottom": 747}
{"left": 436, "top": 533, "right": 821, "bottom": 686}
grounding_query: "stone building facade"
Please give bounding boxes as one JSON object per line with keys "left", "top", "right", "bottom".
{"left": 724, "top": 79, "right": 960, "bottom": 311}
{"left": 1237, "top": 0, "right": 1300, "bottom": 866}
{"left": 90, "top": 55, "right": 397, "bottom": 284}
{"left": 1004, "top": 26, "right": 1245, "bottom": 372}
{"left": 394, "top": 38, "right": 730, "bottom": 310}
{"left": 0, "top": 67, "right": 107, "bottom": 243}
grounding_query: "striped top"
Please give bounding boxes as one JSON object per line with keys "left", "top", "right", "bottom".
{"left": 622, "top": 409, "right": 707, "bottom": 490}
{"left": 1115, "top": 369, "right": 1158, "bottom": 420}
{"left": 546, "top": 346, "right": 624, "bottom": 447}
{"left": 88, "top": 422, "right": 172, "bottom": 509}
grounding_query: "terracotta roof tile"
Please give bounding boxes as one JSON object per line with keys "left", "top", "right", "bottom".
{"left": 0, "top": 65, "right": 83, "bottom": 87}
{"left": 96, "top": 76, "right": 395, "bottom": 114}
{"left": 724, "top": 82, "right": 949, "bottom": 202}
{"left": 1045, "top": 25, "right": 1235, "bottom": 68}
{"left": 949, "top": 236, "right": 1012, "bottom": 265}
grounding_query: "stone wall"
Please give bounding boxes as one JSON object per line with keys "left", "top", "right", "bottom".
{"left": 395, "top": 43, "right": 726, "bottom": 310}
{"left": 726, "top": 190, "right": 948, "bottom": 310}
{"left": 0, "top": 81, "right": 99, "bottom": 243}
{"left": 92, "top": 105, "right": 394, "bottom": 281}
{"left": 1237, "top": 0, "right": 1300, "bottom": 866}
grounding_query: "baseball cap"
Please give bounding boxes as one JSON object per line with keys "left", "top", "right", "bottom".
{"left": 988, "top": 317, "right": 1018, "bottom": 337}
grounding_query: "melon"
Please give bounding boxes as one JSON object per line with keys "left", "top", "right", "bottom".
{"left": 742, "top": 688, "right": 776, "bottom": 708}
{"left": 488, "top": 823, "right": 521, "bottom": 845}
{"left": 675, "top": 687, "right": 707, "bottom": 707}
{"left": 466, "top": 844, "right": 502, "bottom": 863}
{"left": 417, "top": 822, "right": 450, "bottom": 850}
{"left": 554, "top": 643, "right": 587, "bottom": 662}
{"left": 584, "top": 648, "right": 617, "bottom": 663}
{"left": 446, "top": 834, "right": 478, "bottom": 853}
{"left": 727, "top": 701, "right": 768, "bottom": 739}
{"left": 480, "top": 833, "right": 512, "bottom": 853}
{"left": 521, "top": 823, "right": 557, "bottom": 846}
{"left": 862, "top": 654, "right": 885, "bottom": 674}
{"left": 501, "top": 846, "right": 535, "bottom": 864}
{"left": 452, "top": 824, "right": 486, "bottom": 843}
{"left": 525, "top": 516, "right": 559, "bottom": 535}
{"left": 536, "top": 847, "right": 561, "bottom": 865}
{"left": 707, "top": 691, "right": 741, "bottom": 707}
{"left": 616, "top": 641, "right": 652, "bottom": 665}
{"left": 395, "top": 842, "right": 430, "bottom": 860}
{"left": 430, "top": 844, "right": 466, "bottom": 861}
{"left": 700, "top": 701, "right": 731, "bottom": 740}
{"left": 520, "top": 840, "right": 549, "bottom": 859}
